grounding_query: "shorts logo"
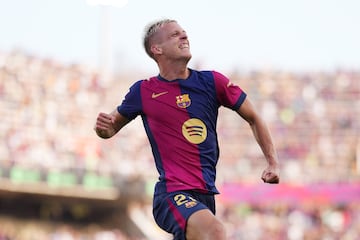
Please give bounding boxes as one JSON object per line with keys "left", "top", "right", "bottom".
{"left": 176, "top": 94, "right": 191, "bottom": 108}
{"left": 185, "top": 201, "right": 198, "bottom": 208}
{"left": 182, "top": 118, "right": 207, "bottom": 144}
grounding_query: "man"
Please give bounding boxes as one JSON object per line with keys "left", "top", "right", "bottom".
{"left": 94, "top": 19, "right": 279, "bottom": 240}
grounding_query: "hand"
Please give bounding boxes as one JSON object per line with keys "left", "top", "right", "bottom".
{"left": 261, "top": 164, "right": 280, "bottom": 184}
{"left": 94, "top": 112, "right": 116, "bottom": 138}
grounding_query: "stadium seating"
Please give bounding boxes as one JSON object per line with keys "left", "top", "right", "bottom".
{"left": 0, "top": 49, "right": 359, "bottom": 239}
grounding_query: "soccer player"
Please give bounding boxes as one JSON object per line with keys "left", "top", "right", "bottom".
{"left": 94, "top": 19, "right": 279, "bottom": 240}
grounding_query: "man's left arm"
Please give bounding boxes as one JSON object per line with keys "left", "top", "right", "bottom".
{"left": 236, "top": 97, "right": 280, "bottom": 184}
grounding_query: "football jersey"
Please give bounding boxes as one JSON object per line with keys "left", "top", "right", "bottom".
{"left": 118, "top": 69, "right": 246, "bottom": 194}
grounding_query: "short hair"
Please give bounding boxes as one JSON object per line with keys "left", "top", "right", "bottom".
{"left": 143, "top": 19, "right": 177, "bottom": 59}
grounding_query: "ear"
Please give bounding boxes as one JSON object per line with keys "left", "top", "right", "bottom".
{"left": 151, "top": 44, "right": 162, "bottom": 55}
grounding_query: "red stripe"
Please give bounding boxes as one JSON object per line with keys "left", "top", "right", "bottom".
{"left": 167, "top": 198, "right": 186, "bottom": 230}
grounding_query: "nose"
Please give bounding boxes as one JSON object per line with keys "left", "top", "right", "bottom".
{"left": 180, "top": 31, "right": 188, "bottom": 40}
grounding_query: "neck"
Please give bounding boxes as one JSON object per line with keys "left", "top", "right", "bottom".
{"left": 157, "top": 60, "right": 190, "bottom": 81}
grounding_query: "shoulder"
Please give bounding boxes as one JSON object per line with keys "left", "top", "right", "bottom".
{"left": 211, "top": 70, "right": 229, "bottom": 81}
{"left": 191, "top": 69, "right": 228, "bottom": 80}
{"left": 128, "top": 77, "right": 155, "bottom": 90}
{"left": 133, "top": 76, "right": 159, "bottom": 87}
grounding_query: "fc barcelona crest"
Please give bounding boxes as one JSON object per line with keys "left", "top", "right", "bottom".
{"left": 176, "top": 94, "right": 191, "bottom": 108}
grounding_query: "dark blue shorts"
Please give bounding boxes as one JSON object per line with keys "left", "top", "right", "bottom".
{"left": 153, "top": 190, "right": 216, "bottom": 240}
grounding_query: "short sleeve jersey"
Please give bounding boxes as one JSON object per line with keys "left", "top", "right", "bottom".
{"left": 118, "top": 69, "right": 247, "bottom": 194}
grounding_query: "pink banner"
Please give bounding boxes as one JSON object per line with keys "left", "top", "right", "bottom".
{"left": 218, "top": 182, "right": 360, "bottom": 205}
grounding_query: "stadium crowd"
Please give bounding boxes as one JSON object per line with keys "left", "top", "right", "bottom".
{"left": 0, "top": 49, "right": 359, "bottom": 239}
{"left": 219, "top": 201, "right": 360, "bottom": 240}
{"left": 0, "top": 217, "right": 133, "bottom": 240}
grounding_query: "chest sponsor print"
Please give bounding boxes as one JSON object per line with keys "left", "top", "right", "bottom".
{"left": 182, "top": 118, "right": 207, "bottom": 144}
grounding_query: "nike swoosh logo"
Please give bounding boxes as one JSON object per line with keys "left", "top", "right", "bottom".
{"left": 227, "top": 81, "right": 234, "bottom": 87}
{"left": 152, "top": 91, "right": 168, "bottom": 98}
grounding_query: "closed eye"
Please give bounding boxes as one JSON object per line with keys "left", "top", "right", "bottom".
{"left": 170, "top": 30, "right": 186, "bottom": 38}
{"left": 171, "top": 32, "right": 180, "bottom": 37}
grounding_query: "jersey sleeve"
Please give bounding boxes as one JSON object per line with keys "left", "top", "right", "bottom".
{"left": 212, "top": 71, "right": 247, "bottom": 110}
{"left": 117, "top": 80, "right": 143, "bottom": 120}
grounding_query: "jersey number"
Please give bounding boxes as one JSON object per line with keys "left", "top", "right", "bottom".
{"left": 174, "top": 194, "right": 197, "bottom": 206}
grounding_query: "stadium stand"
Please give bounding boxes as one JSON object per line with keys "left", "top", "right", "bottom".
{"left": 0, "top": 49, "right": 359, "bottom": 239}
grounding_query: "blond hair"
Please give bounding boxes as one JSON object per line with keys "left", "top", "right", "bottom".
{"left": 143, "top": 19, "right": 177, "bottom": 59}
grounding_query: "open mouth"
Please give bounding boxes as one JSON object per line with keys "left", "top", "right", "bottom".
{"left": 179, "top": 43, "right": 189, "bottom": 49}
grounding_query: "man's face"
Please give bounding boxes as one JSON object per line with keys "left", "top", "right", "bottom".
{"left": 153, "top": 22, "right": 192, "bottom": 62}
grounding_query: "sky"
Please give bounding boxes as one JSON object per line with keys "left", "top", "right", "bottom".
{"left": 0, "top": 0, "right": 359, "bottom": 74}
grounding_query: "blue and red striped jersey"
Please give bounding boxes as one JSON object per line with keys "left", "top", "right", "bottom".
{"left": 118, "top": 69, "right": 246, "bottom": 194}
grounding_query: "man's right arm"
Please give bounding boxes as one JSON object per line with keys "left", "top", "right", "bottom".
{"left": 94, "top": 109, "right": 130, "bottom": 139}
